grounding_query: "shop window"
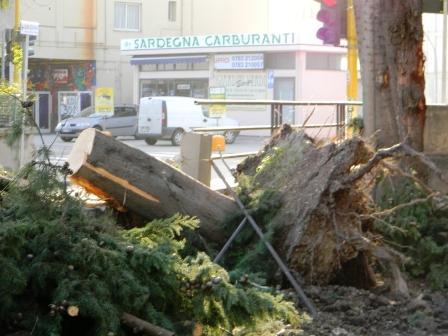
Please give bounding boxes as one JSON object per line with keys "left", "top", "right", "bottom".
{"left": 168, "top": 1, "right": 177, "bottom": 22}
{"left": 140, "top": 79, "right": 209, "bottom": 98}
{"left": 175, "top": 62, "right": 190, "bottom": 71}
{"left": 114, "top": 2, "right": 141, "bottom": 31}
{"left": 265, "top": 53, "right": 295, "bottom": 69}
{"left": 306, "top": 52, "right": 346, "bottom": 71}
{"left": 140, "top": 64, "right": 157, "bottom": 72}
{"left": 193, "top": 61, "right": 209, "bottom": 70}
{"left": 139, "top": 61, "right": 209, "bottom": 72}
{"left": 158, "top": 63, "right": 175, "bottom": 71}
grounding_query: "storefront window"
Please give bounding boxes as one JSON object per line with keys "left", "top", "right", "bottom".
{"left": 175, "top": 62, "right": 189, "bottom": 71}
{"left": 193, "top": 61, "right": 209, "bottom": 70}
{"left": 159, "top": 63, "right": 175, "bottom": 71}
{"left": 140, "top": 64, "right": 157, "bottom": 71}
{"left": 139, "top": 60, "right": 209, "bottom": 72}
{"left": 140, "top": 79, "right": 209, "bottom": 98}
{"left": 306, "top": 53, "right": 346, "bottom": 71}
{"left": 265, "top": 52, "right": 295, "bottom": 69}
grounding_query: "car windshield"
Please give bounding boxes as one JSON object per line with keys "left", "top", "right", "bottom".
{"left": 75, "top": 106, "right": 94, "bottom": 117}
{"left": 88, "top": 113, "right": 107, "bottom": 118}
{"left": 73, "top": 107, "right": 106, "bottom": 118}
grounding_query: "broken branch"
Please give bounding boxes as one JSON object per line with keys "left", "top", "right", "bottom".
{"left": 121, "top": 313, "right": 175, "bottom": 336}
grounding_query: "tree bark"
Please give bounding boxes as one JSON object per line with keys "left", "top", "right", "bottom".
{"left": 354, "top": 0, "right": 426, "bottom": 151}
{"left": 67, "top": 129, "right": 239, "bottom": 242}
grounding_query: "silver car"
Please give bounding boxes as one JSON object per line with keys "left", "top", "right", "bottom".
{"left": 55, "top": 105, "right": 138, "bottom": 142}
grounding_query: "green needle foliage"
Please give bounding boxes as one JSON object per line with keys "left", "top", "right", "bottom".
{"left": 375, "top": 177, "right": 448, "bottom": 290}
{"left": 0, "top": 163, "right": 301, "bottom": 335}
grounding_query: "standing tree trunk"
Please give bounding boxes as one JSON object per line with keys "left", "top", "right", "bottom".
{"left": 354, "top": 0, "right": 426, "bottom": 151}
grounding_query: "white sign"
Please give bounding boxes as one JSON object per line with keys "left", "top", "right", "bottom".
{"left": 215, "top": 54, "right": 264, "bottom": 70}
{"left": 20, "top": 20, "right": 39, "bottom": 36}
{"left": 177, "top": 84, "right": 191, "bottom": 90}
{"left": 121, "top": 32, "right": 296, "bottom": 51}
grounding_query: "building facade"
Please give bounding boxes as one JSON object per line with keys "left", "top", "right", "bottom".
{"left": 121, "top": 32, "right": 347, "bottom": 129}
{"left": 1, "top": 0, "right": 349, "bottom": 132}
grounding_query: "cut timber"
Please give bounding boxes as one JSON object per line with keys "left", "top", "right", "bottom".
{"left": 67, "top": 129, "right": 238, "bottom": 241}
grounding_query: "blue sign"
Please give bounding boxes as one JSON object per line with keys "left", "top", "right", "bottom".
{"left": 267, "top": 71, "right": 274, "bottom": 89}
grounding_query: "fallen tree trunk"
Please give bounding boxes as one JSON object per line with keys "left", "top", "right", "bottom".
{"left": 67, "top": 129, "right": 239, "bottom": 241}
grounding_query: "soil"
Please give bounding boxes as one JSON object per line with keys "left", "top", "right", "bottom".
{"left": 281, "top": 285, "right": 448, "bottom": 336}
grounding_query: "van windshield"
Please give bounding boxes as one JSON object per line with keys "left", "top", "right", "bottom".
{"left": 202, "top": 106, "right": 210, "bottom": 118}
{"left": 201, "top": 105, "right": 222, "bottom": 119}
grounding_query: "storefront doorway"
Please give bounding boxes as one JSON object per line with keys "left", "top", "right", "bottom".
{"left": 32, "top": 92, "right": 51, "bottom": 133}
{"left": 274, "top": 77, "right": 295, "bottom": 124}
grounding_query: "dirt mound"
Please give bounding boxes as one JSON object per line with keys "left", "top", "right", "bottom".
{"left": 296, "top": 285, "right": 448, "bottom": 336}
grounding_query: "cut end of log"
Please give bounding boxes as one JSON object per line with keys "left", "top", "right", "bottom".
{"left": 67, "top": 128, "right": 97, "bottom": 175}
{"left": 67, "top": 305, "right": 79, "bottom": 317}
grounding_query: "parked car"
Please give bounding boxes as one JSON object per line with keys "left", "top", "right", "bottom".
{"left": 55, "top": 105, "right": 138, "bottom": 142}
{"left": 137, "top": 96, "right": 239, "bottom": 146}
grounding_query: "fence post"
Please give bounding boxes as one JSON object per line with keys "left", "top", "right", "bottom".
{"left": 180, "top": 132, "right": 212, "bottom": 186}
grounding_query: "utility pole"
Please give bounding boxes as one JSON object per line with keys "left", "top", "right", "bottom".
{"left": 19, "top": 33, "right": 28, "bottom": 168}
{"left": 346, "top": 0, "right": 358, "bottom": 132}
{"left": 18, "top": 20, "right": 39, "bottom": 168}
{"left": 442, "top": 0, "right": 447, "bottom": 103}
{"left": 13, "top": 0, "right": 20, "bottom": 86}
{"left": 1, "top": 30, "right": 5, "bottom": 80}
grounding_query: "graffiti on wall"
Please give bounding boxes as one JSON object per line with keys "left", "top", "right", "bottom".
{"left": 28, "top": 61, "right": 96, "bottom": 92}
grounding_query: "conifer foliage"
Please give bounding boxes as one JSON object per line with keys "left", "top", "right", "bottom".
{"left": 0, "top": 163, "right": 300, "bottom": 335}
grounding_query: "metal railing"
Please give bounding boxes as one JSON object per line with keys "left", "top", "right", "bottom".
{"left": 194, "top": 99, "right": 363, "bottom": 138}
{"left": 0, "top": 94, "right": 21, "bottom": 128}
{"left": 194, "top": 99, "right": 363, "bottom": 160}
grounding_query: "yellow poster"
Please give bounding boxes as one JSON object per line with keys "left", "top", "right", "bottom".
{"left": 208, "top": 87, "right": 226, "bottom": 118}
{"left": 95, "top": 87, "right": 114, "bottom": 115}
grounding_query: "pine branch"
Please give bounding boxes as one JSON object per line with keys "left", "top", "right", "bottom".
{"left": 362, "top": 193, "right": 437, "bottom": 219}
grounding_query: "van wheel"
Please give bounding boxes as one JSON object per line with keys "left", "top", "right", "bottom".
{"left": 224, "top": 131, "right": 238, "bottom": 144}
{"left": 145, "top": 138, "right": 157, "bottom": 145}
{"left": 171, "top": 129, "right": 185, "bottom": 146}
{"left": 60, "top": 137, "right": 72, "bottom": 142}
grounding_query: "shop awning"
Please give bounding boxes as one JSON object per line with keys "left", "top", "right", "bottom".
{"left": 130, "top": 55, "right": 208, "bottom": 65}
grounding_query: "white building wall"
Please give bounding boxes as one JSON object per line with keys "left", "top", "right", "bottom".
{"left": 1, "top": 0, "right": 445, "bottom": 108}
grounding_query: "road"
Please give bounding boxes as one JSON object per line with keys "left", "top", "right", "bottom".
{"left": 33, "top": 133, "right": 269, "bottom": 190}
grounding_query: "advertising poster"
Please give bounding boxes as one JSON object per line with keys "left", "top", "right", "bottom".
{"left": 95, "top": 87, "right": 114, "bottom": 115}
{"left": 58, "top": 92, "right": 79, "bottom": 120}
{"left": 211, "top": 73, "right": 266, "bottom": 100}
{"left": 52, "top": 69, "right": 69, "bottom": 84}
{"left": 208, "top": 87, "right": 226, "bottom": 117}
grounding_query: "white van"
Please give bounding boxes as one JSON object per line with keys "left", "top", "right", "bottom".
{"left": 137, "top": 96, "right": 239, "bottom": 146}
